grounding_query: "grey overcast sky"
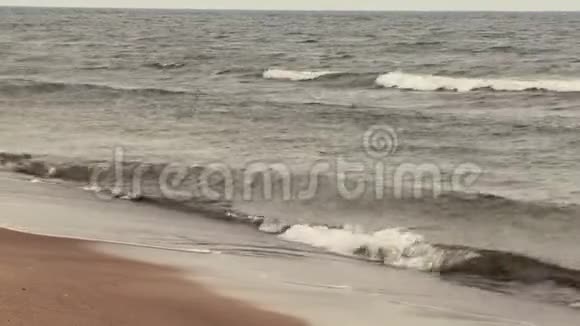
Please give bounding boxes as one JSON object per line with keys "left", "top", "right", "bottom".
{"left": 2, "top": 0, "right": 580, "bottom": 11}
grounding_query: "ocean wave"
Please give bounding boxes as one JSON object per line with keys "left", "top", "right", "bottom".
{"left": 262, "top": 69, "right": 379, "bottom": 88}
{"left": 263, "top": 69, "right": 340, "bottom": 81}
{"left": 280, "top": 224, "right": 580, "bottom": 292}
{"left": 438, "top": 245, "right": 580, "bottom": 288}
{"left": 262, "top": 69, "right": 580, "bottom": 93}
{"left": 2, "top": 151, "right": 574, "bottom": 217}
{"left": 375, "top": 72, "right": 580, "bottom": 93}
{"left": 0, "top": 78, "right": 189, "bottom": 96}
{"left": 3, "top": 151, "right": 580, "bottom": 298}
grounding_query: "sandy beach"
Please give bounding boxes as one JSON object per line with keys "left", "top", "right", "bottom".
{"left": 0, "top": 227, "right": 307, "bottom": 326}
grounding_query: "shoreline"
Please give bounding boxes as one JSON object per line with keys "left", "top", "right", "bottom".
{"left": 0, "top": 227, "right": 307, "bottom": 326}
{"left": 2, "top": 171, "right": 580, "bottom": 326}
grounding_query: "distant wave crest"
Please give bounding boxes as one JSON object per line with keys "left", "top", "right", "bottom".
{"left": 376, "top": 72, "right": 580, "bottom": 92}
{"left": 263, "top": 69, "right": 340, "bottom": 81}
{"left": 262, "top": 69, "right": 580, "bottom": 93}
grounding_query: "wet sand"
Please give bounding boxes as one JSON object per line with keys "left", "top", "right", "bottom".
{"left": 0, "top": 228, "right": 307, "bottom": 326}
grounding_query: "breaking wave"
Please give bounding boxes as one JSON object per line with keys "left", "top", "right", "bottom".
{"left": 279, "top": 224, "right": 580, "bottom": 291}
{"left": 375, "top": 72, "right": 580, "bottom": 92}
{"left": 280, "top": 225, "right": 473, "bottom": 271}
{"left": 262, "top": 69, "right": 580, "bottom": 93}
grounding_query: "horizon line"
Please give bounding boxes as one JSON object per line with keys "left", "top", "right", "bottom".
{"left": 1, "top": 5, "right": 579, "bottom": 13}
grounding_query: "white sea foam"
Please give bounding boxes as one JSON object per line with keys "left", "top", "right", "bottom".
{"left": 258, "top": 217, "right": 289, "bottom": 234}
{"left": 376, "top": 72, "right": 580, "bottom": 92}
{"left": 263, "top": 69, "right": 338, "bottom": 81}
{"left": 279, "top": 225, "right": 468, "bottom": 271}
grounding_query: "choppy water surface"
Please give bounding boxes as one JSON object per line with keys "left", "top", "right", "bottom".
{"left": 1, "top": 7, "right": 580, "bottom": 309}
